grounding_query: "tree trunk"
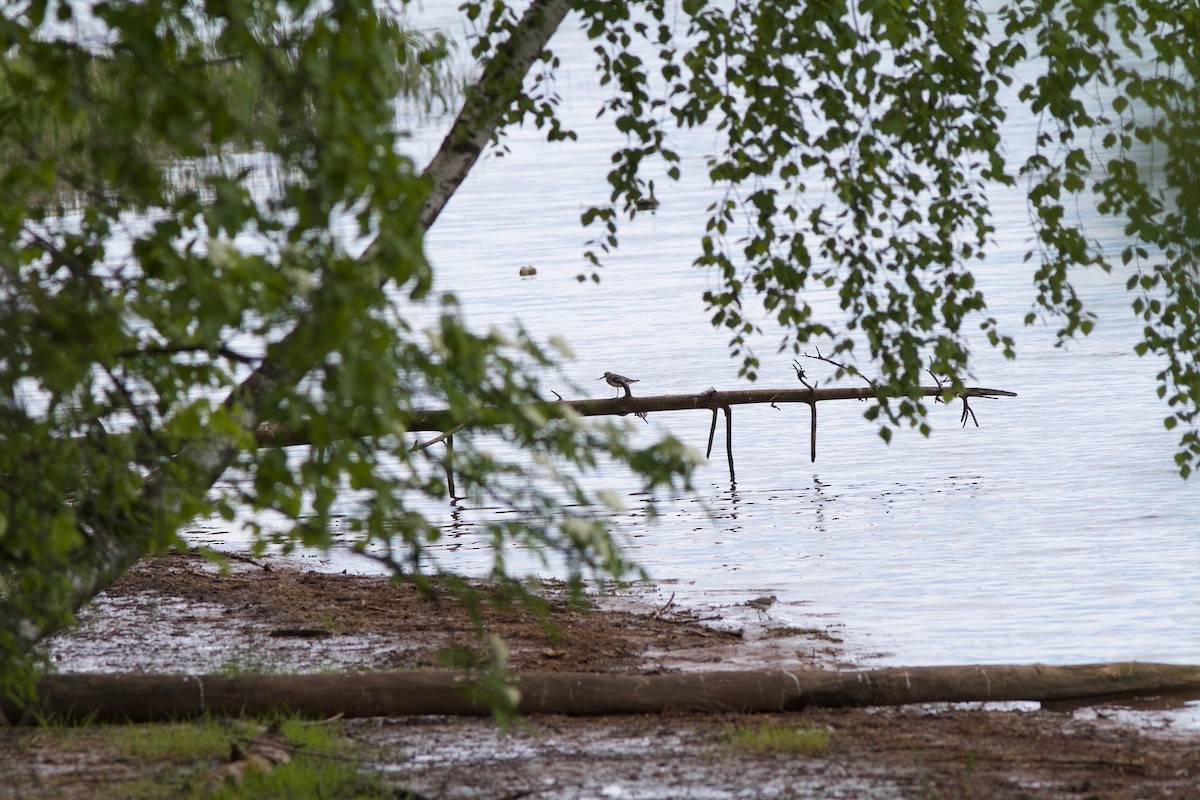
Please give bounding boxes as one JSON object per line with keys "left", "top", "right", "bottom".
{"left": 6, "top": 663, "right": 1199, "bottom": 723}
{"left": 1, "top": 0, "right": 573, "bottom": 658}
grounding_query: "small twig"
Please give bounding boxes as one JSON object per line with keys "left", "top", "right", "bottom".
{"left": 808, "top": 400, "right": 817, "bottom": 463}
{"left": 723, "top": 405, "right": 735, "bottom": 484}
{"left": 100, "top": 363, "right": 176, "bottom": 463}
{"left": 705, "top": 406, "right": 719, "bottom": 459}
{"left": 225, "top": 553, "right": 271, "bottom": 572}
{"left": 791, "top": 359, "right": 818, "bottom": 391}
{"left": 652, "top": 591, "right": 676, "bottom": 620}
{"left": 927, "top": 360, "right": 948, "bottom": 403}
{"left": 410, "top": 422, "right": 468, "bottom": 453}
{"left": 803, "top": 348, "right": 874, "bottom": 392}
{"left": 960, "top": 396, "right": 979, "bottom": 428}
{"left": 923, "top": 360, "right": 980, "bottom": 426}
{"left": 26, "top": 229, "right": 91, "bottom": 280}
{"left": 117, "top": 343, "right": 260, "bottom": 365}
{"left": 444, "top": 435, "right": 457, "bottom": 499}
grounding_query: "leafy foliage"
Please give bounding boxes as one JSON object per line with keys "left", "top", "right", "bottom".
{"left": 0, "top": 0, "right": 693, "bottom": 701}
{"left": 576, "top": 0, "right": 1199, "bottom": 467}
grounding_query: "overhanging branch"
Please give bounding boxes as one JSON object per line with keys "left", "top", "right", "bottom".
{"left": 4, "top": 0, "right": 575, "bottom": 658}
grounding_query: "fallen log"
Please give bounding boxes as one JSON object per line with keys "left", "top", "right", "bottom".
{"left": 75, "top": 385, "right": 1016, "bottom": 488}
{"left": 253, "top": 384, "right": 1017, "bottom": 484}
{"left": 6, "top": 662, "right": 1197, "bottom": 723}
{"left": 256, "top": 385, "right": 1018, "bottom": 444}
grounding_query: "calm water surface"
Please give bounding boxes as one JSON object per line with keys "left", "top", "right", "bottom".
{"left": 195, "top": 5, "right": 1198, "bottom": 672}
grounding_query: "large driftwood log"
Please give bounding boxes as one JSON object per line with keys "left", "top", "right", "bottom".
{"left": 5, "top": 663, "right": 1197, "bottom": 723}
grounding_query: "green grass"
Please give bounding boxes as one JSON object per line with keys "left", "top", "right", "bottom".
{"left": 199, "top": 758, "right": 394, "bottom": 800}
{"left": 111, "top": 719, "right": 238, "bottom": 761}
{"left": 274, "top": 715, "right": 340, "bottom": 752}
{"left": 721, "top": 720, "right": 831, "bottom": 755}
{"left": 190, "top": 717, "right": 396, "bottom": 800}
{"left": 8, "top": 714, "right": 397, "bottom": 800}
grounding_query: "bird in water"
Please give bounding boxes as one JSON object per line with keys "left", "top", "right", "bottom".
{"left": 598, "top": 371, "right": 639, "bottom": 398}
{"left": 745, "top": 595, "right": 777, "bottom": 619}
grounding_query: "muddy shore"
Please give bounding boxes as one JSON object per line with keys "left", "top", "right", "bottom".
{"left": 4, "top": 552, "right": 1198, "bottom": 799}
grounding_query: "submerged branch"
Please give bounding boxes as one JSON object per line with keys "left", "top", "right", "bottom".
{"left": 254, "top": 384, "right": 1018, "bottom": 446}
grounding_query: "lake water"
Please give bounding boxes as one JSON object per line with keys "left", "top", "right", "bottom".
{"left": 192, "top": 5, "right": 1198, "bottom": 673}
